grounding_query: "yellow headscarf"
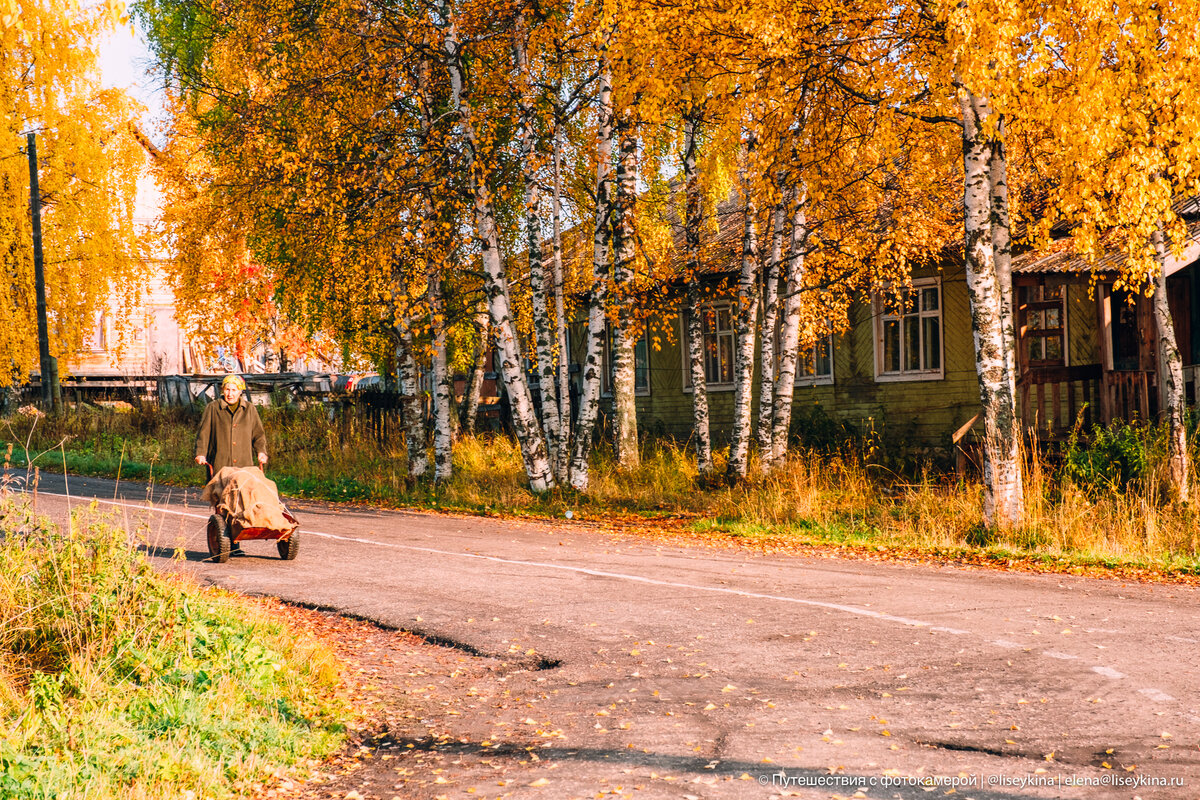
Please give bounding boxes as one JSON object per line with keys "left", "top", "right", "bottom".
{"left": 221, "top": 374, "right": 247, "bottom": 392}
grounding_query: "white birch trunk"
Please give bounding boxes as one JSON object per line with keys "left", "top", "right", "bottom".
{"left": 961, "top": 88, "right": 1023, "bottom": 529}
{"left": 429, "top": 270, "right": 453, "bottom": 482}
{"left": 446, "top": 22, "right": 555, "bottom": 491}
{"left": 395, "top": 310, "right": 429, "bottom": 480}
{"left": 989, "top": 118, "right": 1019, "bottom": 407}
{"left": 726, "top": 136, "right": 760, "bottom": 480}
{"left": 552, "top": 121, "right": 571, "bottom": 485}
{"left": 767, "top": 188, "right": 808, "bottom": 472}
{"left": 515, "top": 16, "right": 563, "bottom": 478}
{"left": 418, "top": 55, "right": 454, "bottom": 478}
{"left": 756, "top": 192, "right": 787, "bottom": 460}
{"left": 611, "top": 114, "right": 640, "bottom": 469}
{"left": 569, "top": 61, "right": 614, "bottom": 491}
{"left": 464, "top": 305, "right": 489, "bottom": 433}
{"left": 682, "top": 112, "right": 713, "bottom": 475}
{"left": 1151, "top": 228, "right": 1192, "bottom": 501}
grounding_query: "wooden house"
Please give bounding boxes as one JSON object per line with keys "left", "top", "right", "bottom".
{"left": 1010, "top": 225, "right": 1200, "bottom": 440}
{"left": 563, "top": 206, "right": 1200, "bottom": 454}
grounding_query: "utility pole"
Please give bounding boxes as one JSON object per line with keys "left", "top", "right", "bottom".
{"left": 27, "top": 132, "right": 60, "bottom": 411}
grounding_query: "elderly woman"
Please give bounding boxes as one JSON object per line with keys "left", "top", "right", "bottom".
{"left": 195, "top": 374, "right": 268, "bottom": 476}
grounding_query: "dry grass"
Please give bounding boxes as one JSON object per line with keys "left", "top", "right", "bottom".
{"left": 0, "top": 493, "right": 348, "bottom": 798}
{"left": 6, "top": 404, "right": 1200, "bottom": 574}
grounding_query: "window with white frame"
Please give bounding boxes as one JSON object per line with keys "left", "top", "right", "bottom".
{"left": 83, "top": 312, "right": 107, "bottom": 352}
{"left": 682, "top": 306, "right": 737, "bottom": 387}
{"left": 874, "top": 278, "right": 943, "bottom": 380}
{"left": 795, "top": 335, "right": 834, "bottom": 385}
{"left": 602, "top": 329, "right": 650, "bottom": 395}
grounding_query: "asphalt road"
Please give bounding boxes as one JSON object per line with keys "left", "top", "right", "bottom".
{"left": 23, "top": 472, "right": 1200, "bottom": 799}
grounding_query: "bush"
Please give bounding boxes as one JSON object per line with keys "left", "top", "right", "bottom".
{"left": 1061, "top": 421, "right": 1157, "bottom": 497}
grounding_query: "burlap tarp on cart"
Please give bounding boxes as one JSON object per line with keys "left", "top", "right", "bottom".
{"left": 202, "top": 466, "right": 293, "bottom": 532}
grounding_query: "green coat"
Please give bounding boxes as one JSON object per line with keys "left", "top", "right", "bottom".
{"left": 196, "top": 397, "right": 268, "bottom": 475}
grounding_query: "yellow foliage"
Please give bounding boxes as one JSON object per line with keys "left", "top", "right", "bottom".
{"left": 0, "top": 0, "right": 145, "bottom": 384}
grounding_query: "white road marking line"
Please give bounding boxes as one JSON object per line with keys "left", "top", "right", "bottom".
{"left": 28, "top": 490, "right": 1181, "bottom": 708}
{"left": 1042, "top": 651, "right": 1077, "bottom": 660}
{"left": 27, "top": 493, "right": 964, "bottom": 632}
{"left": 1165, "top": 635, "right": 1198, "bottom": 644}
{"left": 1091, "top": 666, "right": 1126, "bottom": 680}
{"left": 930, "top": 626, "right": 970, "bottom": 635}
{"left": 1139, "top": 688, "right": 1176, "bottom": 702}
{"left": 991, "top": 639, "right": 1023, "bottom": 649}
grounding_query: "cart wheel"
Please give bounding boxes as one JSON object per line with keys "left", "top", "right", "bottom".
{"left": 207, "top": 514, "right": 230, "bottom": 563}
{"left": 277, "top": 529, "right": 300, "bottom": 560}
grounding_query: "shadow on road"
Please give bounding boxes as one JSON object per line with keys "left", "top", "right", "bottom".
{"left": 138, "top": 543, "right": 286, "bottom": 564}
{"left": 354, "top": 732, "right": 1043, "bottom": 800}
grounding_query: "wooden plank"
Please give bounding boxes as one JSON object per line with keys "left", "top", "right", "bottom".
{"left": 1020, "top": 382, "right": 1031, "bottom": 431}
{"left": 1037, "top": 382, "right": 1046, "bottom": 433}
{"left": 952, "top": 412, "right": 982, "bottom": 444}
{"left": 1140, "top": 371, "right": 1150, "bottom": 421}
{"left": 1067, "top": 380, "right": 1076, "bottom": 431}
{"left": 1051, "top": 381, "right": 1062, "bottom": 433}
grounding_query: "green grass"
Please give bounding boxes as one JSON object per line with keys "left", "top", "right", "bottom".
{"left": 0, "top": 494, "right": 349, "bottom": 800}
{"left": 4, "top": 403, "right": 1200, "bottom": 578}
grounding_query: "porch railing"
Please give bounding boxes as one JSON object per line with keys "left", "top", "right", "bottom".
{"left": 1102, "top": 370, "right": 1154, "bottom": 424}
{"left": 1184, "top": 365, "right": 1200, "bottom": 405}
{"left": 1018, "top": 364, "right": 1102, "bottom": 439}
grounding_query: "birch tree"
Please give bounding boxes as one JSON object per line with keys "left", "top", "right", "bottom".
{"left": 514, "top": 10, "right": 565, "bottom": 477}
{"left": 725, "top": 129, "right": 760, "bottom": 480}
{"left": 443, "top": 11, "right": 557, "bottom": 491}
{"left": 959, "top": 89, "right": 1023, "bottom": 527}
{"left": 756, "top": 187, "right": 789, "bottom": 459}
{"left": 570, "top": 58, "right": 614, "bottom": 491}
{"left": 611, "top": 110, "right": 640, "bottom": 469}
{"left": 550, "top": 120, "right": 572, "bottom": 483}
{"left": 766, "top": 189, "right": 809, "bottom": 471}
{"left": 395, "top": 304, "right": 430, "bottom": 480}
{"left": 681, "top": 110, "right": 714, "bottom": 474}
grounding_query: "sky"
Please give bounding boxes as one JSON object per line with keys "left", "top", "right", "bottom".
{"left": 96, "top": 18, "right": 166, "bottom": 223}
{"left": 96, "top": 18, "right": 166, "bottom": 131}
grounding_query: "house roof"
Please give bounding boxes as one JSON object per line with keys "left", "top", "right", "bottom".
{"left": 1012, "top": 217, "right": 1200, "bottom": 278}
{"left": 1011, "top": 244, "right": 1127, "bottom": 275}
{"left": 553, "top": 189, "right": 747, "bottom": 284}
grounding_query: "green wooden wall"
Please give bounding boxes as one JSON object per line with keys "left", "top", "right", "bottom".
{"left": 571, "top": 265, "right": 985, "bottom": 449}
{"left": 568, "top": 266, "right": 1114, "bottom": 452}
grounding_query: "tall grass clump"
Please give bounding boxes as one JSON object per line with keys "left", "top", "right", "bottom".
{"left": 7, "top": 403, "right": 1200, "bottom": 572}
{"left": 0, "top": 497, "right": 347, "bottom": 800}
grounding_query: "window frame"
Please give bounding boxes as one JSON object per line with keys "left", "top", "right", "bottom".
{"left": 681, "top": 305, "right": 737, "bottom": 391}
{"left": 794, "top": 333, "right": 835, "bottom": 387}
{"left": 873, "top": 277, "right": 945, "bottom": 382}
{"left": 83, "top": 312, "right": 108, "bottom": 353}
{"left": 601, "top": 327, "right": 651, "bottom": 397}
{"left": 1017, "top": 279, "right": 1069, "bottom": 370}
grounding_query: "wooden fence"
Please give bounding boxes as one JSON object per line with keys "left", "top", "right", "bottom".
{"left": 1018, "top": 364, "right": 1102, "bottom": 439}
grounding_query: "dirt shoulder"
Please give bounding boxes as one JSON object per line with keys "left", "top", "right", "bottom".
{"left": 255, "top": 598, "right": 583, "bottom": 800}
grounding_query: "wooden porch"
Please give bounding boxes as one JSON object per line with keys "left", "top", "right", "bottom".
{"left": 1017, "top": 365, "right": 1156, "bottom": 440}
{"left": 1015, "top": 274, "right": 1171, "bottom": 440}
